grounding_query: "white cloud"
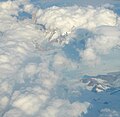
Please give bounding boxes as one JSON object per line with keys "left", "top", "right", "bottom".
{"left": 82, "top": 26, "right": 120, "bottom": 65}
{"left": 99, "top": 108, "right": 119, "bottom": 117}
{"left": 36, "top": 6, "right": 117, "bottom": 44}
{"left": 40, "top": 99, "right": 90, "bottom": 117}
{"left": 13, "top": 94, "right": 41, "bottom": 115}
{"left": 0, "top": 0, "right": 120, "bottom": 117}
{"left": 81, "top": 48, "right": 100, "bottom": 65}
{"left": 25, "top": 63, "right": 38, "bottom": 76}
{"left": 54, "top": 53, "right": 76, "bottom": 67}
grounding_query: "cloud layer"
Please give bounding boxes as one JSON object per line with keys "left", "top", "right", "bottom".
{"left": 0, "top": 0, "right": 120, "bottom": 117}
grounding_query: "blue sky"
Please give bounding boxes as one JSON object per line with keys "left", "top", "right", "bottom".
{"left": 30, "top": 0, "right": 120, "bottom": 8}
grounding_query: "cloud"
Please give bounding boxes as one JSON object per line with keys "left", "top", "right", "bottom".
{"left": 53, "top": 53, "right": 77, "bottom": 69}
{"left": 82, "top": 26, "right": 120, "bottom": 65}
{"left": 35, "top": 5, "right": 120, "bottom": 65}
{"left": 0, "top": 0, "right": 120, "bottom": 117}
{"left": 36, "top": 6, "right": 117, "bottom": 44}
{"left": 40, "top": 99, "right": 90, "bottom": 117}
{"left": 99, "top": 108, "right": 120, "bottom": 117}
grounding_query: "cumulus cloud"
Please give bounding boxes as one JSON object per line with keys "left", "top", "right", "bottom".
{"left": 34, "top": 5, "right": 120, "bottom": 66}
{"left": 40, "top": 99, "right": 90, "bottom": 117}
{"left": 34, "top": 5, "right": 120, "bottom": 65}
{"left": 0, "top": 0, "right": 120, "bottom": 117}
{"left": 99, "top": 108, "right": 120, "bottom": 117}
{"left": 82, "top": 26, "right": 120, "bottom": 65}
{"left": 36, "top": 6, "right": 117, "bottom": 42}
{"left": 53, "top": 53, "right": 77, "bottom": 69}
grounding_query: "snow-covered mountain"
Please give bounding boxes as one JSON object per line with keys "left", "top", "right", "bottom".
{"left": 55, "top": 72, "right": 120, "bottom": 117}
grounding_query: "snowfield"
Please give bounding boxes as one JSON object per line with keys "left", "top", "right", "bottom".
{"left": 0, "top": 0, "right": 120, "bottom": 117}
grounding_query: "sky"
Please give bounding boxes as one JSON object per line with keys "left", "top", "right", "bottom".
{"left": 30, "top": 0, "right": 120, "bottom": 8}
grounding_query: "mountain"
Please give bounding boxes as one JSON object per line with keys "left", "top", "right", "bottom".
{"left": 56, "top": 71, "right": 120, "bottom": 117}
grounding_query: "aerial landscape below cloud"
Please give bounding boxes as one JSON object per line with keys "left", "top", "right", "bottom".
{"left": 0, "top": 0, "right": 120, "bottom": 117}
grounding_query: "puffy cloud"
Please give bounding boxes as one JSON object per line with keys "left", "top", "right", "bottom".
{"left": 88, "top": 26, "right": 120, "bottom": 53}
{"left": 99, "top": 108, "right": 120, "bottom": 117}
{"left": 0, "top": 0, "right": 120, "bottom": 117}
{"left": 0, "top": 1, "right": 19, "bottom": 12}
{"left": 25, "top": 63, "right": 38, "bottom": 76}
{"left": 54, "top": 53, "right": 77, "bottom": 68}
{"left": 82, "top": 26, "right": 120, "bottom": 65}
{"left": 40, "top": 99, "right": 90, "bottom": 117}
{"left": 36, "top": 6, "right": 117, "bottom": 44}
{"left": 35, "top": 5, "right": 120, "bottom": 65}
{"left": 81, "top": 48, "right": 100, "bottom": 65}
{"left": 13, "top": 95, "right": 40, "bottom": 115}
